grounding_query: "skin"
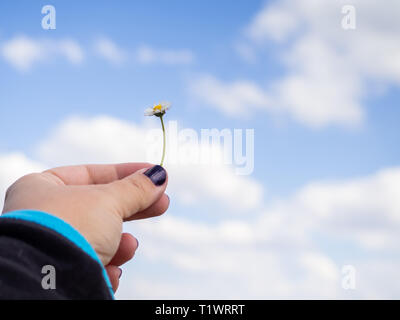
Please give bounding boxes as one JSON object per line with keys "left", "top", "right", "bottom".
{"left": 2, "top": 162, "right": 169, "bottom": 293}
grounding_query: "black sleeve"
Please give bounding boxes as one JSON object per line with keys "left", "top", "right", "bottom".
{"left": 0, "top": 217, "right": 113, "bottom": 300}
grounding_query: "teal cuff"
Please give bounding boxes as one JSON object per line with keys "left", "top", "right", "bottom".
{"left": 1, "top": 210, "right": 114, "bottom": 299}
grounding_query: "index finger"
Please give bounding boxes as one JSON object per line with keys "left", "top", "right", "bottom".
{"left": 43, "top": 162, "right": 154, "bottom": 185}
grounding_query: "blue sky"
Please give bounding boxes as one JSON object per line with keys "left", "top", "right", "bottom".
{"left": 0, "top": 0, "right": 400, "bottom": 298}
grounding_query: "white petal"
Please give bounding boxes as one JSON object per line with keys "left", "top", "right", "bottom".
{"left": 144, "top": 107, "right": 155, "bottom": 116}
{"left": 161, "top": 102, "right": 171, "bottom": 111}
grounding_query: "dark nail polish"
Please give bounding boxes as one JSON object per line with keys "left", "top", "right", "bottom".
{"left": 144, "top": 165, "right": 166, "bottom": 186}
{"left": 118, "top": 268, "right": 123, "bottom": 279}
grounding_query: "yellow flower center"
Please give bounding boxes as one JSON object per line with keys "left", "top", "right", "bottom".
{"left": 153, "top": 104, "right": 162, "bottom": 112}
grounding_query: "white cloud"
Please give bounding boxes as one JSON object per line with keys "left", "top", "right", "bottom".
{"left": 247, "top": 0, "right": 400, "bottom": 127}
{"left": 190, "top": 74, "right": 271, "bottom": 117}
{"left": 246, "top": 1, "right": 299, "bottom": 43}
{"left": 1, "top": 35, "right": 84, "bottom": 71}
{"left": 136, "top": 45, "right": 194, "bottom": 65}
{"left": 36, "top": 115, "right": 263, "bottom": 212}
{"left": 1, "top": 35, "right": 196, "bottom": 70}
{"left": 139, "top": 166, "right": 400, "bottom": 253}
{"left": 0, "top": 116, "right": 399, "bottom": 298}
{"left": 58, "top": 39, "right": 84, "bottom": 64}
{"left": 94, "top": 37, "right": 125, "bottom": 64}
{"left": 1, "top": 36, "right": 43, "bottom": 71}
{"left": 295, "top": 167, "right": 400, "bottom": 250}
{"left": 196, "top": 0, "right": 400, "bottom": 127}
{"left": 115, "top": 165, "right": 400, "bottom": 299}
{"left": 272, "top": 33, "right": 366, "bottom": 127}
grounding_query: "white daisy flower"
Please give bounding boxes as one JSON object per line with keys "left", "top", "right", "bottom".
{"left": 143, "top": 101, "right": 171, "bottom": 166}
{"left": 144, "top": 102, "right": 171, "bottom": 117}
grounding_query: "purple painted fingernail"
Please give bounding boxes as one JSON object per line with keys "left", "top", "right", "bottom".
{"left": 144, "top": 165, "right": 167, "bottom": 186}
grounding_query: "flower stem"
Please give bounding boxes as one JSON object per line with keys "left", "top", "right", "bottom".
{"left": 160, "top": 115, "right": 166, "bottom": 167}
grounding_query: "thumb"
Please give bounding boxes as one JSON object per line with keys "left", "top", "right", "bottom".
{"left": 106, "top": 165, "right": 168, "bottom": 220}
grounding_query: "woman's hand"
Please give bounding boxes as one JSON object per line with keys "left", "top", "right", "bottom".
{"left": 2, "top": 163, "right": 169, "bottom": 292}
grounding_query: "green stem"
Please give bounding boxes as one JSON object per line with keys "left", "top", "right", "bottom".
{"left": 160, "top": 115, "right": 166, "bottom": 167}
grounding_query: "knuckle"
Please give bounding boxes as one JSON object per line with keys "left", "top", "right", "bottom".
{"left": 128, "top": 178, "right": 148, "bottom": 206}
{"left": 4, "top": 184, "right": 14, "bottom": 201}
{"left": 108, "top": 176, "right": 154, "bottom": 217}
{"left": 4, "top": 172, "right": 39, "bottom": 200}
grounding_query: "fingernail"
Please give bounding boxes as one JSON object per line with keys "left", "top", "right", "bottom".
{"left": 118, "top": 268, "right": 123, "bottom": 279}
{"left": 136, "top": 238, "right": 139, "bottom": 249}
{"left": 144, "top": 165, "right": 167, "bottom": 186}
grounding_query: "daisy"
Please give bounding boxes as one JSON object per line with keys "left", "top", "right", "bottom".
{"left": 144, "top": 102, "right": 171, "bottom": 117}
{"left": 144, "top": 102, "right": 171, "bottom": 166}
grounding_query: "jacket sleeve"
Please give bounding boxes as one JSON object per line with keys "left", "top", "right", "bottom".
{"left": 0, "top": 210, "right": 114, "bottom": 300}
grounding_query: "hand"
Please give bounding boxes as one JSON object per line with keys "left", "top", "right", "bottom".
{"left": 2, "top": 163, "right": 169, "bottom": 292}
